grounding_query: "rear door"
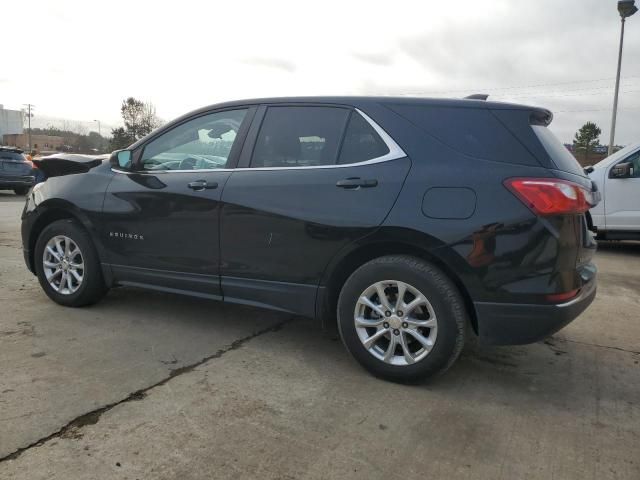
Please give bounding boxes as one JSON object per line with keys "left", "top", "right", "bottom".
{"left": 604, "top": 149, "right": 640, "bottom": 231}
{"left": 219, "top": 104, "right": 410, "bottom": 316}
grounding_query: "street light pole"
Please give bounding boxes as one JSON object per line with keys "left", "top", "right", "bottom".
{"left": 93, "top": 119, "right": 101, "bottom": 137}
{"left": 608, "top": 0, "right": 637, "bottom": 156}
{"left": 608, "top": 18, "right": 626, "bottom": 156}
{"left": 23, "top": 104, "right": 34, "bottom": 152}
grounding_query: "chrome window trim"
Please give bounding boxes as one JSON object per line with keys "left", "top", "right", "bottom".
{"left": 111, "top": 108, "right": 406, "bottom": 175}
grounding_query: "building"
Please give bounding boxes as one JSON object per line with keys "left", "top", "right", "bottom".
{"left": 0, "top": 105, "right": 24, "bottom": 141}
{"left": 3, "top": 133, "right": 64, "bottom": 152}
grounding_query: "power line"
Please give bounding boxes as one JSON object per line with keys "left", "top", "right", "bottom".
{"left": 499, "top": 87, "right": 640, "bottom": 99}
{"left": 555, "top": 107, "right": 640, "bottom": 113}
{"left": 388, "top": 75, "right": 640, "bottom": 96}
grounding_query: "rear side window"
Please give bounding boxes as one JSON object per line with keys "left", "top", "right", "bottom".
{"left": 532, "top": 125, "right": 584, "bottom": 176}
{"left": 251, "top": 106, "right": 349, "bottom": 168}
{"left": 0, "top": 151, "right": 25, "bottom": 161}
{"left": 338, "top": 112, "right": 389, "bottom": 164}
{"left": 389, "top": 104, "right": 539, "bottom": 165}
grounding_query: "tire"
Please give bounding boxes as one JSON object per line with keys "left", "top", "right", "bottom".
{"left": 14, "top": 187, "right": 29, "bottom": 195}
{"left": 337, "top": 255, "right": 467, "bottom": 383}
{"left": 34, "top": 219, "right": 108, "bottom": 307}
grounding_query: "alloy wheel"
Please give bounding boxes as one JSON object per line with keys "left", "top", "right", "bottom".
{"left": 354, "top": 280, "right": 438, "bottom": 366}
{"left": 42, "top": 235, "right": 85, "bottom": 295}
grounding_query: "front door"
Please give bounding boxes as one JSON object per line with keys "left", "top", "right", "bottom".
{"left": 604, "top": 149, "right": 640, "bottom": 231}
{"left": 219, "top": 105, "right": 410, "bottom": 315}
{"left": 101, "top": 108, "right": 252, "bottom": 298}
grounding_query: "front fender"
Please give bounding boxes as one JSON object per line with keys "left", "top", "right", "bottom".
{"left": 21, "top": 166, "right": 114, "bottom": 275}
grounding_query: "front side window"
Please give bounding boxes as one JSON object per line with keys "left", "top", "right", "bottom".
{"left": 250, "top": 106, "right": 349, "bottom": 168}
{"left": 141, "top": 109, "right": 247, "bottom": 171}
{"left": 623, "top": 151, "right": 640, "bottom": 178}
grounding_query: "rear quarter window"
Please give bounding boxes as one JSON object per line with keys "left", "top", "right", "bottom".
{"left": 388, "top": 104, "right": 539, "bottom": 165}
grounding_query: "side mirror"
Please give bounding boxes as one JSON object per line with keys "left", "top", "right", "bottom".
{"left": 110, "top": 150, "right": 132, "bottom": 170}
{"left": 610, "top": 162, "right": 632, "bottom": 179}
{"left": 584, "top": 165, "right": 594, "bottom": 174}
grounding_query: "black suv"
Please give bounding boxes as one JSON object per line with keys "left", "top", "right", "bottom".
{"left": 0, "top": 146, "right": 38, "bottom": 195}
{"left": 21, "top": 97, "right": 598, "bottom": 382}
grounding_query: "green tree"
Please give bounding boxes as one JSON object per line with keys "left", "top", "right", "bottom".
{"left": 109, "top": 127, "right": 135, "bottom": 151}
{"left": 110, "top": 97, "right": 162, "bottom": 150}
{"left": 573, "top": 122, "right": 601, "bottom": 163}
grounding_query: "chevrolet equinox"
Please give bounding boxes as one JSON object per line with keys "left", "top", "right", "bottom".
{"left": 21, "top": 97, "right": 599, "bottom": 382}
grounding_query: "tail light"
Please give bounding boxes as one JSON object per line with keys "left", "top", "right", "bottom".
{"left": 25, "top": 159, "right": 38, "bottom": 170}
{"left": 504, "top": 178, "right": 595, "bottom": 215}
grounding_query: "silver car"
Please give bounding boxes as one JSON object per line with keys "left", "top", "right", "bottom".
{"left": 0, "top": 146, "right": 36, "bottom": 195}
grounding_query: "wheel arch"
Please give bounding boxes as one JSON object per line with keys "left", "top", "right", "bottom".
{"left": 318, "top": 237, "right": 478, "bottom": 335}
{"left": 26, "top": 201, "right": 102, "bottom": 274}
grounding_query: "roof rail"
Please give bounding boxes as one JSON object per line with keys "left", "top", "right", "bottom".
{"left": 464, "top": 94, "right": 489, "bottom": 100}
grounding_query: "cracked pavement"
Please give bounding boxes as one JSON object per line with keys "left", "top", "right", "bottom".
{"left": 1, "top": 191, "right": 639, "bottom": 479}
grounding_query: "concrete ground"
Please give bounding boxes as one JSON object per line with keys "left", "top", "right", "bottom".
{"left": 0, "top": 190, "right": 638, "bottom": 479}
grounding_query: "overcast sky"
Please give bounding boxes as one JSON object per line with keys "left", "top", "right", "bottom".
{"left": 3, "top": 0, "right": 639, "bottom": 144}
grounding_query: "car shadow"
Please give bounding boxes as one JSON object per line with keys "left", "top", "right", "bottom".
{"left": 100, "top": 287, "right": 636, "bottom": 413}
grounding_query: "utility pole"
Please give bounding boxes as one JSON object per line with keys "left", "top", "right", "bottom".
{"left": 608, "top": 1, "right": 637, "bottom": 156}
{"left": 23, "top": 104, "right": 35, "bottom": 152}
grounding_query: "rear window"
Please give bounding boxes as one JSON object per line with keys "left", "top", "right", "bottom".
{"left": 532, "top": 126, "right": 584, "bottom": 176}
{"left": 389, "top": 104, "right": 539, "bottom": 165}
{"left": 0, "top": 151, "right": 25, "bottom": 161}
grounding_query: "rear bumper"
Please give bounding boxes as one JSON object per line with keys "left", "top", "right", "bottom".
{"left": 0, "top": 175, "right": 35, "bottom": 189}
{"left": 474, "top": 269, "right": 597, "bottom": 345}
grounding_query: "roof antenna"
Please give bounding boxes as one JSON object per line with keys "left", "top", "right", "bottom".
{"left": 464, "top": 94, "right": 489, "bottom": 100}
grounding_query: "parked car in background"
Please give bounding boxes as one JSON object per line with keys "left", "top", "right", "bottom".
{"left": 587, "top": 141, "right": 640, "bottom": 240}
{"left": 0, "top": 146, "right": 42, "bottom": 195}
{"left": 21, "top": 97, "right": 599, "bottom": 382}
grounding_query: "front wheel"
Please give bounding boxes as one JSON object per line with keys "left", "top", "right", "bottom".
{"left": 337, "top": 255, "right": 467, "bottom": 383}
{"left": 34, "top": 219, "right": 108, "bottom": 307}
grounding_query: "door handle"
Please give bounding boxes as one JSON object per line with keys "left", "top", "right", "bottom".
{"left": 336, "top": 177, "right": 378, "bottom": 189}
{"left": 188, "top": 180, "right": 218, "bottom": 191}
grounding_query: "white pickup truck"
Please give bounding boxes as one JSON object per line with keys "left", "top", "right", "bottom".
{"left": 587, "top": 141, "right": 640, "bottom": 240}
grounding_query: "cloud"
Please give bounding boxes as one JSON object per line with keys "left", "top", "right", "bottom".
{"left": 241, "top": 57, "right": 297, "bottom": 73}
{"left": 2, "top": 0, "right": 638, "bottom": 145}
{"left": 352, "top": 52, "right": 394, "bottom": 67}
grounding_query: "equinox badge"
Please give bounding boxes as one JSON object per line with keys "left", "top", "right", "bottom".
{"left": 109, "top": 232, "right": 144, "bottom": 240}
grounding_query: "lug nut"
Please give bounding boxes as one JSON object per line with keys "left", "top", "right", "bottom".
{"left": 393, "top": 329, "right": 400, "bottom": 336}
{"left": 397, "top": 310, "right": 404, "bottom": 317}
{"left": 385, "top": 311, "right": 391, "bottom": 317}
{"left": 402, "top": 322, "right": 408, "bottom": 329}
{"left": 383, "top": 322, "right": 389, "bottom": 329}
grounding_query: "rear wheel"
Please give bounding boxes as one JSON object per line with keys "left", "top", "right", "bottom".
{"left": 14, "top": 187, "right": 29, "bottom": 195}
{"left": 337, "top": 255, "right": 467, "bottom": 383}
{"left": 34, "top": 219, "right": 107, "bottom": 307}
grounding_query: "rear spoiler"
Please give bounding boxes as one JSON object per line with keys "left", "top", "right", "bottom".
{"left": 530, "top": 109, "right": 553, "bottom": 126}
{"left": 464, "top": 94, "right": 489, "bottom": 100}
